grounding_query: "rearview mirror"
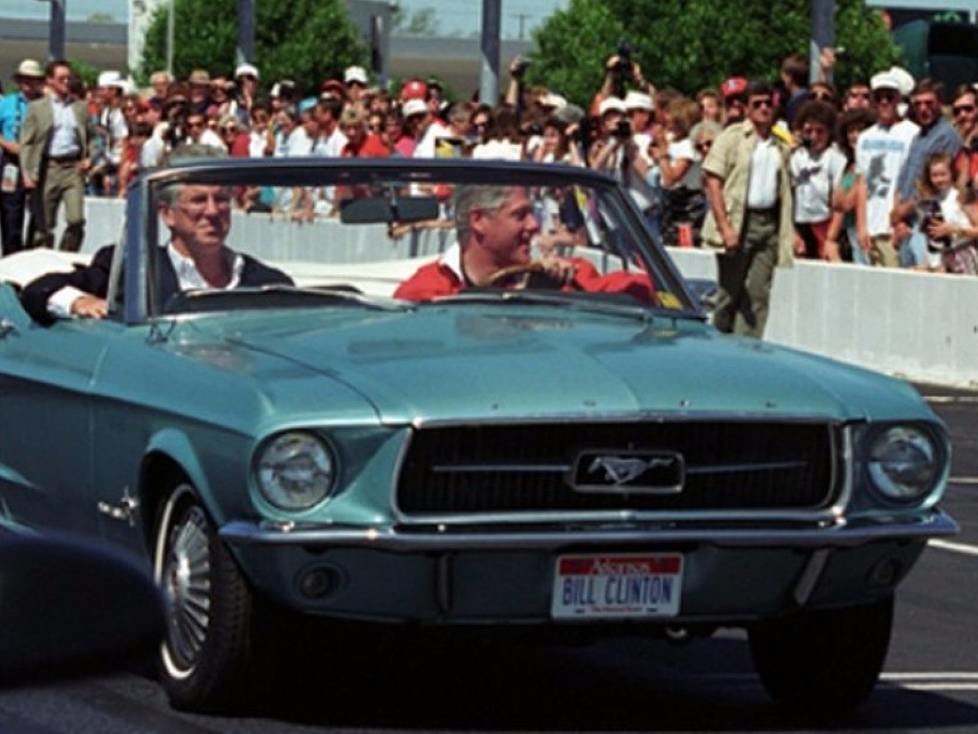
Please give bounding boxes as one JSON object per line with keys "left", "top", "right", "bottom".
{"left": 340, "top": 195, "right": 440, "bottom": 224}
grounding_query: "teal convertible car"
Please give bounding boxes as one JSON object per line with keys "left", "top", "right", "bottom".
{"left": 0, "top": 158, "right": 956, "bottom": 713}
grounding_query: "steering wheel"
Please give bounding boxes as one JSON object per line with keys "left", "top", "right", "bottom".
{"left": 481, "top": 260, "right": 569, "bottom": 290}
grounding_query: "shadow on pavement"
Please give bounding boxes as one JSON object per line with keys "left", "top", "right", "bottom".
{"left": 237, "top": 633, "right": 978, "bottom": 732}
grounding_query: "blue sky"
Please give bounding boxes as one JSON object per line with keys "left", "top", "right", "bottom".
{"left": 0, "top": 0, "right": 568, "bottom": 39}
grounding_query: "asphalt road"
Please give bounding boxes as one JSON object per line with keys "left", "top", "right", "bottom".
{"left": 0, "top": 384, "right": 975, "bottom": 734}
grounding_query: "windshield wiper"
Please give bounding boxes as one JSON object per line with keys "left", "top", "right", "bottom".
{"left": 431, "top": 289, "right": 654, "bottom": 322}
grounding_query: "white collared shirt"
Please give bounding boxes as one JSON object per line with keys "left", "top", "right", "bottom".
{"left": 48, "top": 96, "right": 80, "bottom": 158}
{"left": 746, "top": 136, "right": 781, "bottom": 210}
{"left": 439, "top": 242, "right": 465, "bottom": 283}
{"left": 47, "top": 244, "right": 245, "bottom": 319}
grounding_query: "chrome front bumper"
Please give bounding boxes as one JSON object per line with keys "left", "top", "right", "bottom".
{"left": 220, "top": 508, "right": 957, "bottom": 551}
{"left": 220, "top": 509, "right": 956, "bottom": 623}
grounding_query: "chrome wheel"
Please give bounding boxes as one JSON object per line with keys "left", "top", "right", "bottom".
{"left": 154, "top": 485, "right": 212, "bottom": 680}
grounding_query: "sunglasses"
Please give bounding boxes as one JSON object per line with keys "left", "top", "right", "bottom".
{"left": 954, "top": 104, "right": 976, "bottom": 116}
{"left": 188, "top": 120, "right": 205, "bottom": 128}
{"left": 749, "top": 98, "right": 772, "bottom": 109}
{"left": 873, "top": 91, "right": 898, "bottom": 103}
{"left": 696, "top": 141, "right": 713, "bottom": 152}
{"left": 811, "top": 93, "right": 834, "bottom": 103}
{"left": 848, "top": 91, "right": 871, "bottom": 99}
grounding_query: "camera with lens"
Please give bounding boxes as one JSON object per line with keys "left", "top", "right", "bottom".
{"left": 920, "top": 198, "right": 950, "bottom": 251}
{"left": 615, "top": 118, "right": 632, "bottom": 140}
{"left": 511, "top": 56, "right": 531, "bottom": 80}
{"left": 801, "top": 136, "right": 815, "bottom": 149}
{"left": 616, "top": 41, "right": 632, "bottom": 75}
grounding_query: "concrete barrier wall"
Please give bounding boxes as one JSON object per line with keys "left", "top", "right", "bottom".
{"left": 63, "top": 198, "right": 978, "bottom": 388}
{"left": 667, "top": 246, "right": 978, "bottom": 388}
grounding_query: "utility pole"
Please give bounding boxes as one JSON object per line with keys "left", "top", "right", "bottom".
{"left": 479, "top": 0, "right": 501, "bottom": 105}
{"left": 811, "top": 0, "right": 835, "bottom": 84}
{"left": 166, "top": 0, "right": 175, "bottom": 75}
{"left": 512, "top": 12, "right": 529, "bottom": 40}
{"left": 33, "top": 0, "right": 65, "bottom": 59}
{"left": 237, "top": 0, "right": 255, "bottom": 65}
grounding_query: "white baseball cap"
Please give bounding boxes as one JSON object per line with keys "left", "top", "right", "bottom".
{"left": 539, "top": 92, "right": 567, "bottom": 109}
{"left": 624, "top": 91, "right": 654, "bottom": 111}
{"left": 869, "top": 71, "right": 901, "bottom": 92}
{"left": 599, "top": 96, "right": 627, "bottom": 116}
{"left": 15, "top": 59, "right": 43, "bottom": 79}
{"left": 108, "top": 77, "right": 135, "bottom": 95}
{"left": 235, "top": 63, "right": 259, "bottom": 80}
{"left": 344, "top": 65, "right": 368, "bottom": 85}
{"left": 888, "top": 66, "right": 915, "bottom": 97}
{"left": 402, "top": 98, "right": 427, "bottom": 118}
{"left": 97, "top": 70, "right": 122, "bottom": 88}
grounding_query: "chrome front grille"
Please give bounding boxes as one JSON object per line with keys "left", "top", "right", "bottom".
{"left": 395, "top": 421, "right": 840, "bottom": 516}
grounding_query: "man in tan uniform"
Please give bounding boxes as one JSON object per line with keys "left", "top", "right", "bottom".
{"left": 701, "top": 81, "right": 794, "bottom": 338}
{"left": 19, "top": 59, "right": 92, "bottom": 252}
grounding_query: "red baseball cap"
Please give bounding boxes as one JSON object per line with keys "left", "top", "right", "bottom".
{"left": 721, "top": 76, "right": 748, "bottom": 100}
{"left": 321, "top": 78, "right": 346, "bottom": 95}
{"left": 400, "top": 79, "right": 427, "bottom": 101}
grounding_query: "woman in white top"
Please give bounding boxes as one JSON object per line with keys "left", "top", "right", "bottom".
{"left": 917, "top": 152, "right": 978, "bottom": 274}
{"left": 533, "top": 117, "right": 585, "bottom": 166}
{"left": 653, "top": 97, "right": 704, "bottom": 246}
{"left": 789, "top": 100, "right": 847, "bottom": 260}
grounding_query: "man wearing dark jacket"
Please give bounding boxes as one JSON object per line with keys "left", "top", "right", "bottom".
{"left": 21, "top": 179, "right": 292, "bottom": 324}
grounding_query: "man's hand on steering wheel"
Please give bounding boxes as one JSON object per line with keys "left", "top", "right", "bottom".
{"left": 481, "top": 257, "right": 579, "bottom": 290}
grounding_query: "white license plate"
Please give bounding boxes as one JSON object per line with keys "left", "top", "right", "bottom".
{"left": 551, "top": 553, "right": 683, "bottom": 619}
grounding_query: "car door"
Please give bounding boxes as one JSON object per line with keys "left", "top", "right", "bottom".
{"left": 0, "top": 284, "right": 119, "bottom": 536}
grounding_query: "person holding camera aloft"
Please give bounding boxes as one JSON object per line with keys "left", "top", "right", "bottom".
{"left": 588, "top": 97, "right": 660, "bottom": 241}
{"left": 789, "top": 100, "right": 846, "bottom": 260}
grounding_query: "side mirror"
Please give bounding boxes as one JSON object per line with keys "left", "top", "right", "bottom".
{"left": 0, "top": 535, "right": 164, "bottom": 685}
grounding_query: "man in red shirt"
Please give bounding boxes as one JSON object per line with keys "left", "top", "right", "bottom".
{"left": 394, "top": 185, "right": 656, "bottom": 303}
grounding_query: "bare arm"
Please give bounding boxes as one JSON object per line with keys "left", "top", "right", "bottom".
{"left": 658, "top": 154, "right": 692, "bottom": 188}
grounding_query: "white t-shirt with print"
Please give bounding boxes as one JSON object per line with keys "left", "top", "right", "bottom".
{"left": 790, "top": 144, "right": 847, "bottom": 223}
{"left": 855, "top": 119, "right": 919, "bottom": 236}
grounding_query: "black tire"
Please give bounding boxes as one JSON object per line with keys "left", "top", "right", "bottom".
{"left": 748, "top": 595, "right": 894, "bottom": 713}
{"left": 153, "top": 482, "right": 266, "bottom": 712}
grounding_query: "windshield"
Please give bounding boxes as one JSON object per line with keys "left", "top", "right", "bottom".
{"left": 142, "top": 161, "right": 695, "bottom": 318}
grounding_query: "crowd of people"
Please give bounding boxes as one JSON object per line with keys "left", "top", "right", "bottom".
{"left": 0, "top": 49, "right": 976, "bottom": 326}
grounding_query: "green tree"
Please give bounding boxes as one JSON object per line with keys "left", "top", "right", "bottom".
{"left": 529, "top": 0, "right": 899, "bottom": 103}
{"left": 139, "top": 0, "right": 368, "bottom": 96}
{"left": 525, "top": 0, "right": 625, "bottom": 107}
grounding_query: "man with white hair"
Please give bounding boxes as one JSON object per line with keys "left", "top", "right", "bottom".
{"left": 394, "top": 185, "right": 656, "bottom": 302}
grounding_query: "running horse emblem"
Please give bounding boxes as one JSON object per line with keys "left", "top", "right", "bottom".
{"left": 587, "top": 455, "right": 677, "bottom": 486}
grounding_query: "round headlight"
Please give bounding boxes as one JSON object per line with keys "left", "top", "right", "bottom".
{"left": 256, "top": 432, "right": 336, "bottom": 511}
{"left": 867, "top": 426, "right": 940, "bottom": 501}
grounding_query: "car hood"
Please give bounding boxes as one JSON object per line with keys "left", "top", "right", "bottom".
{"left": 203, "top": 305, "right": 929, "bottom": 425}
